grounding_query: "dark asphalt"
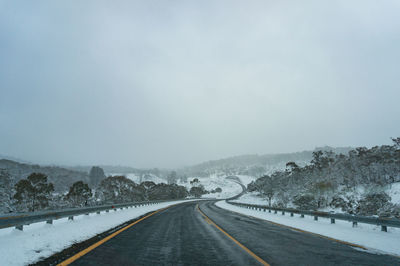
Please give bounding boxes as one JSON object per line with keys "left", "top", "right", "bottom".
{"left": 71, "top": 200, "right": 400, "bottom": 266}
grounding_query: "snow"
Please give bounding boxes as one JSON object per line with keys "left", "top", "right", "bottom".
{"left": 178, "top": 174, "right": 253, "bottom": 199}
{"left": 107, "top": 173, "right": 256, "bottom": 200}
{"left": 235, "top": 175, "right": 257, "bottom": 186}
{"left": 0, "top": 199, "right": 198, "bottom": 266}
{"left": 216, "top": 200, "right": 400, "bottom": 256}
{"left": 231, "top": 191, "right": 270, "bottom": 205}
{"left": 387, "top": 182, "right": 400, "bottom": 205}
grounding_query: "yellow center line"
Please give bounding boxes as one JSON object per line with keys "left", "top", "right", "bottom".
{"left": 225, "top": 208, "right": 371, "bottom": 251}
{"left": 57, "top": 205, "right": 174, "bottom": 266}
{"left": 196, "top": 204, "right": 270, "bottom": 266}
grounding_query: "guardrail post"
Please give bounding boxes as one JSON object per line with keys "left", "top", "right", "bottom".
{"left": 15, "top": 225, "right": 23, "bottom": 231}
{"left": 268, "top": 209, "right": 271, "bottom": 213}
{"left": 46, "top": 220, "right": 53, "bottom": 224}
{"left": 263, "top": 208, "right": 266, "bottom": 212}
{"left": 314, "top": 216, "right": 318, "bottom": 221}
{"left": 114, "top": 209, "right": 117, "bottom": 211}
{"left": 352, "top": 221, "right": 358, "bottom": 227}
{"left": 331, "top": 218, "right": 335, "bottom": 224}
{"left": 274, "top": 210, "right": 277, "bottom": 214}
{"left": 282, "top": 211, "right": 285, "bottom": 215}
{"left": 96, "top": 211, "right": 100, "bottom": 214}
{"left": 290, "top": 213, "right": 294, "bottom": 217}
{"left": 68, "top": 216, "right": 74, "bottom": 221}
{"left": 381, "top": 225, "right": 387, "bottom": 232}
{"left": 300, "top": 214, "right": 304, "bottom": 218}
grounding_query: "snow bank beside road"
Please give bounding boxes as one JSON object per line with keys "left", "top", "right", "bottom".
{"left": 231, "top": 191, "right": 270, "bottom": 205}
{"left": 0, "top": 200, "right": 195, "bottom": 266}
{"left": 216, "top": 200, "right": 400, "bottom": 256}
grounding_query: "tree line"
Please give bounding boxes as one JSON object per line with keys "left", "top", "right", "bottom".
{"left": 247, "top": 138, "right": 400, "bottom": 217}
{"left": 0, "top": 171, "right": 200, "bottom": 213}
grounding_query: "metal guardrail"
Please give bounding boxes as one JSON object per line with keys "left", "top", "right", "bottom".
{"left": 227, "top": 201, "right": 400, "bottom": 232}
{"left": 0, "top": 199, "right": 182, "bottom": 231}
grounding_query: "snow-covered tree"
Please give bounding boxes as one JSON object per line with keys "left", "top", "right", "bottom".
{"left": 248, "top": 138, "right": 400, "bottom": 216}
{"left": 14, "top": 173, "right": 54, "bottom": 212}
{"left": 0, "top": 170, "right": 14, "bottom": 213}
{"left": 89, "top": 166, "right": 106, "bottom": 186}
{"left": 66, "top": 181, "right": 92, "bottom": 207}
{"left": 189, "top": 185, "right": 207, "bottom": 197}
{"left": 96, "top": 175, "right": 145, "bottom": 203}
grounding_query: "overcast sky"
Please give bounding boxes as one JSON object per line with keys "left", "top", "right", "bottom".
{"left": 0, "top": 0, "right": 399, "bottom": 168}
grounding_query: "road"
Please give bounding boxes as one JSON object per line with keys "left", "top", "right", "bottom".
{"left": 66, "top": 200, "right": 400, "bottom": 266}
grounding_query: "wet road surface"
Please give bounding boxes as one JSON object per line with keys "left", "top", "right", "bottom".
{"left": 70, "top": 200, "right": 400, "bottom": 266}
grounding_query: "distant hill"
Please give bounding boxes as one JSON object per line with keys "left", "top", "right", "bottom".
{"left": 181, "top": 146, "right": 353, "bottom": 177}
{"left": 0, "top": 154, "right": 31, "bottom": 164}
{"left": 66, "top": 165, "right": 169, "bottom": 178}
{"left": 0, "top": 146, "right": 353, "bottom": 190}
{"left": 66, "top": 165, "right": 139, "bottom": 174}
{"left": 0, "top": 159, "right": 92, "bottom": 192}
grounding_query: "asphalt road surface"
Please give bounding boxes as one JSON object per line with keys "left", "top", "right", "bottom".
{"left": 67, "top": 200, "right": 400, "bottom": 266}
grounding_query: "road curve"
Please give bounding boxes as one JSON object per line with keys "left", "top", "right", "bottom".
{"left": 67, "top": 200, "right": 400, "bottom": 266}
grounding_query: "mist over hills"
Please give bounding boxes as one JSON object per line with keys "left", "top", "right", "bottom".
{"left": 180, "top": 146, "right": 353, "bottom": 177}
{"left": 0, "top": 146, "right": 353, "bottom": 189}
{"left": 2, "top": 142, "right": 399, "bottom": 217}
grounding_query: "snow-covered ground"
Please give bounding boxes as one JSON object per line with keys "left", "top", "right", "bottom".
{"left": 231, "top": 191, "right": 270, "bottom": 205}
{"left": 179, "top": 175, "right": 256, "bottom": 199}
{"left": 236, "top": 175, "right": 257, "bottom": 186}
{"left": 216, "top": 200, "right": 400, "bottom": 256}
{"left": 235, "top": 182, "right": 400, "bottom": 213}
{"left": 0, "top": 199, "right": 197, "bottom": 266}
{"left": 388, "top": 182, "right": 400, "bottom": 205}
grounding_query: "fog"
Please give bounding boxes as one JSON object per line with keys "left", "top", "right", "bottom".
{"left": 1, "top": 0, "right": 399, "bottom": 168}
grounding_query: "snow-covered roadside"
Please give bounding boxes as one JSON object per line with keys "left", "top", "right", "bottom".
{"left": 216, "top": 200, "right": 400, "bottom": 256}
{"left": 231, "top": 191, "right": 270, "bottom": 205}
{"left": 0, "top": 199, "right": 197, "bottom": 266}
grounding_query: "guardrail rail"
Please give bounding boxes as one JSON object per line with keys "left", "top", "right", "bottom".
{"left": 226, "top": 200, "right": 400, "bottom": 232}
{"left": 0, "top": 199, "right": 181, "bottom": 231}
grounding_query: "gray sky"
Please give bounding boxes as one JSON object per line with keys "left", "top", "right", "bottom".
{"left": 1, "top": 0, "right": 399, "bottom": 168}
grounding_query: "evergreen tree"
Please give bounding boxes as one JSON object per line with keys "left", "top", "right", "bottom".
{"left": 89, "top": 166, "right": 106, "bottom": 186}
{"left": 14, "top": 173, "right": 54, "bottom": 212}
{"left": 0, "top": 169, "right": 14, "bottom": 213}
{"left": 96, "top": 175, "right": 145, "bottom": 203}
{"left": 66, "top": 181, "right": 92, "bottom": 207}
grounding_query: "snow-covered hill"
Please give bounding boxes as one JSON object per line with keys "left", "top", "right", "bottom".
{"left": 178, "top": 175, "right": 256, "bottom": 199}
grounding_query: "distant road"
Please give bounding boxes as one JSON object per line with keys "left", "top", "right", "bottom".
{"left": 63, "top": 200, "right": 400, "bottom": 266}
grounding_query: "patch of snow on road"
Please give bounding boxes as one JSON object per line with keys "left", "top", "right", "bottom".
{"left": 0, "top": 200, "right": 196, "bottom": 266}
{"left": 216, "top": 200, "right": 400, "bottom": 256}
